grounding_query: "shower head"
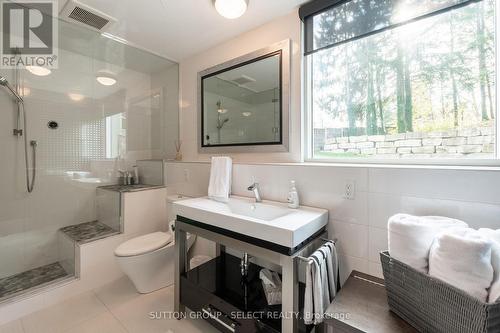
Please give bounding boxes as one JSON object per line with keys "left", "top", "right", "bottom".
{"left": 0, "top": 76, "right": 23, "bottom": 102}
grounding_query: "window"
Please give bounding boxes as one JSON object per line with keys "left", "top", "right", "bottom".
{"left": 105, "top": 113, "right": 126, "bottom": 159}
{"left": 302, "top": 0, "right": 497, "bottom": 162}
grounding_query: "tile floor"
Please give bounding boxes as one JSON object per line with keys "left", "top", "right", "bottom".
{"left": 0, "top": 277, "right": 219, "bottom": 333}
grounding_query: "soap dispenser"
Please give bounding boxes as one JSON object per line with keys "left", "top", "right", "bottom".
{"left": 287, "top": 180, "right": 299, "bottom": 209}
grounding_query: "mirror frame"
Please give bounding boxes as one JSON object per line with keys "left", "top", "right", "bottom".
{"left": 198, "top": 39, "right": 290, "bottom": 153}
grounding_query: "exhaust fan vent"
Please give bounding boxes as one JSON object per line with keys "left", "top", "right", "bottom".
{"left": 231, "top": 75, "right": 256, "bottom": 86}
{"left": 69, "top": 7, "right": 108, "bottom": 30}
{"left": 61, "top": 0, "right": 116, "bottom": 31}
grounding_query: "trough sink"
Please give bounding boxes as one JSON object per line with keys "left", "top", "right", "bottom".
{"left": 173, "top": 196, "right": 328, "bottom": 249}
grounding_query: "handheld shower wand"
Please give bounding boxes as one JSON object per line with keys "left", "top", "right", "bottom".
{"left": 0, "top": 76, "right": 23, "bottom": 102}
{"left": 0, "top": 75, "right": 36, "bottom": 193}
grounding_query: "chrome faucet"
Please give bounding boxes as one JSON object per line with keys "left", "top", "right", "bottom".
{"left": 247, "top": 182, "right": 262, "bottom": 202}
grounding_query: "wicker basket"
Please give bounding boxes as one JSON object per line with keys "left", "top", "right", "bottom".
{"left": 380, "top": 251, "right": 500, "bottom": 333}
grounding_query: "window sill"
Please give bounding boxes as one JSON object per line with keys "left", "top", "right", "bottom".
{"left": 301, "top": 158, "right": 500, "bottom": 171}
{"left": 165, "top": 159, "right": 500, "bottom": 171}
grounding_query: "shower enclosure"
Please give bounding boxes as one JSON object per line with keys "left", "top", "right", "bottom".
{"left": 0, "top": 10, "right": 179, "bottom": 301}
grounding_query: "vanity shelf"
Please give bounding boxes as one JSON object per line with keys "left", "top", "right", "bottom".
{"left": 181, "top": 252, "right": 307, "bottom": 333}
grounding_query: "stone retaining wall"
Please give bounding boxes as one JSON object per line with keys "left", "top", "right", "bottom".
{"left": 316, "top": 127, "right": 494, "bottom": 158}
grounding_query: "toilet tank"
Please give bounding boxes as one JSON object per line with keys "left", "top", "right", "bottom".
{"left": 166, "top": 194, "right": 191, "bottom": 222}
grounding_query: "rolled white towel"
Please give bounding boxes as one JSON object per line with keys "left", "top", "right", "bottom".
{"left": 388, "top": 214, "right": 468, "bottom": 272}
{"left": 429, "top": 228, "right": 493, "bottom": 302}
{"left": 478, "top": 228, "right": 500, "bottom": 303}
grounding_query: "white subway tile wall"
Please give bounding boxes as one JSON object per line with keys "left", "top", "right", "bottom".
{"left": 0, "top": 48, "right": 179, "bottom": 279}
{"left": 166, "top": 161, "right": 500, "bottom": 281}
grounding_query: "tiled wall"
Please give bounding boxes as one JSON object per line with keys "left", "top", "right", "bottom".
{"left": 0, "top": 48, "right": 178, "bottom": 279}
{"left": 165, "top": 161, "right": 500, "bottom": 283}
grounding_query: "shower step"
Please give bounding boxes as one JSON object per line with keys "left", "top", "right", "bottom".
{"left": 59, "top": 220, "right": 120, "bottom": 244}
{"left": 0, "top": 262, "right": 73, "bottom": 302}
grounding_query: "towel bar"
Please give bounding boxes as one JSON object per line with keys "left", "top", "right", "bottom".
{"left": 295, "top": 238, "right": 337, "bottom": 262}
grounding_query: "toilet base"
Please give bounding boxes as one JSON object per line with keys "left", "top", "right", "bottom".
{"left": 116, "top": 242, "right": 175, "bottom": 294}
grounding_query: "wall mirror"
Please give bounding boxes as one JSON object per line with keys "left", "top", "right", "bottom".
{"left": 198, "top": 40, "right": 290, "bottom": 153}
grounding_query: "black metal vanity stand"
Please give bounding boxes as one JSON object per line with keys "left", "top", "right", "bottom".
{"left": 174, "top": 215, "right": 328, "bottom": 333}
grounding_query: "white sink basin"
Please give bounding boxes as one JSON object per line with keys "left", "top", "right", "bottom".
{"left": 173, "top": 196, "right": 328, "bottom": 248}
{"left": 227, "top": 200, "right": 290, "bottom": 221}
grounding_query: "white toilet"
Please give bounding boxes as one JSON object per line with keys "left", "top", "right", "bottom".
{"left": 114, "top": 195, "right": 194, "bottom": 293}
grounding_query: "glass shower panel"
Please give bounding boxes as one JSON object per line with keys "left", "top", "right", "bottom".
{"left": 0, "top": 8, "right": 179, "bottom": 300}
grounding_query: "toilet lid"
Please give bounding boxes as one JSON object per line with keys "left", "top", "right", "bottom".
{"left": 114, "top": 232, "right": 172, "bottom": 257}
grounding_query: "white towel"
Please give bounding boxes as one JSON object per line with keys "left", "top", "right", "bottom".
{"left": 388, "top": 214, "right": 468, "bottom": 272}
{"left": 429, "top": 228, "right": 494, "bottom": 302}
{"left": 207, "top": 156, "right": 232, "bottom": 202}
{"left": 478, "top": 228, "right": 500, "bottom": 303}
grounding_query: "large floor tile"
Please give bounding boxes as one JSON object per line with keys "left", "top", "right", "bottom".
{"left": 62, "top": 312, "right": 126, "bottom": 333}
{"left": 109, "top": 285, "right": 218, "bottom": 333}
{"left": 109, "top": 286, "right": 174, "bottom": 333}
{"left": 163, "top": 313, "right": 220, "bottom": 333}
{"left": 0, "top": 320, "right": 24, "bottom": 333}
{"left": 21, "top": 292, "right": 107, "bottom": 333}
{"left": 93, "top": 276, "right": 141, "bottom": 310}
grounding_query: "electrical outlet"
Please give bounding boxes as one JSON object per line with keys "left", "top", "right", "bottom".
{"left": 344, "top": 180, "right": 355, "bottom": 200}
{"left": 183, "top": 169, "right": 190, "bottom": 182}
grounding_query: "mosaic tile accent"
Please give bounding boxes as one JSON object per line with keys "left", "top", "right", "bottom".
{"left": 98, "top": 184, "right": 165, "bottom": 193}
{"left": 0, "top": 262, "right": 69, "bottom": 300}
{"left": 60, "top": 221, "right": 119, "bottom": 244}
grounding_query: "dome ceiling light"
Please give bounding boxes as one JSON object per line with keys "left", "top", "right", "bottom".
{"left": 26, "top": 66, "right": 51, "bottom": 76}
{"left": 214, "top": 0, "right": 248, "bottom": 19}
{"left": 96, "top": 73, "right": 117, "bottom": 86}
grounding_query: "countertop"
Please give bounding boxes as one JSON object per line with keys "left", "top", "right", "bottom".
{"left": 325, "top": 271, "right": 417, "bottom": 333}
{"left": 173, "top": 196, "right": 328, "bottom": 249}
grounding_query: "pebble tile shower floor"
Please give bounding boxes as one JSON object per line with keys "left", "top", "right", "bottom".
{"left": 0, "top": 262, "right": 70, "bottom": 301}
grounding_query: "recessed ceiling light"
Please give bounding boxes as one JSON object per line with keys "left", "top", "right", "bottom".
{"left": 21, "top": 87, "right": 31, "bottom": 96}
{"left": 214, "top": 0, "right": 248, "bottom": 19}
{"left": 26, "top": 66, "right": 51, "bottom": 76}
{"left": 68, "top": 93, "right": 84, "bottom": 101}
{"left": 216, "top": 100, "right": 228, "bottom": 113}
{"left": 96, "top": 74, "right": 117, "bottom": 86}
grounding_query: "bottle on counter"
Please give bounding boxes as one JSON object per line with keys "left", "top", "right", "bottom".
{"left": 133, "top": 165, "right": 139, "bottom": 184}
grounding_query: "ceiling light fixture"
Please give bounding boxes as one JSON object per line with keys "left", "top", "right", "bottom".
{"left": 26, "top": 65, "right": 51, "bottom": 76}
{"left": 68, "top": 93, "right": 84, "bottom": 101}
{"left": 21, "top": 87, "right": 31, "bottom": 96}
{"left": 96, "top": 73, "right": 117, "bottom": 86}
{"left": 216, "top": 100, "right": 228, "bottom": 114}
{"left": 214, "top": 0, "right": 248, "bottom": 19}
